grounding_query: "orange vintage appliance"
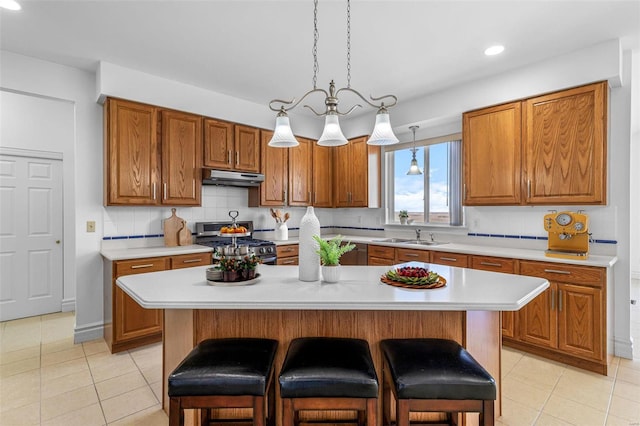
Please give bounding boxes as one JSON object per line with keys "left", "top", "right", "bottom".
{"left": 543, "top": 211, "right": 589, "bottom": 260}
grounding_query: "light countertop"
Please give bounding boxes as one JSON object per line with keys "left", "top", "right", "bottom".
{"left": 101, "top": 244, "right": 213, "bottom": 261}
{"left": 116, "top": 263, "right": 549, "bottom": 311}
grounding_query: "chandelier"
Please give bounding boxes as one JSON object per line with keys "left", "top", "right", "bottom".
{"left": 406, "top": 125, "right": 423, "bottom": 175}
{"left": 268, "top": 0, "right": 399, "bottom": 148}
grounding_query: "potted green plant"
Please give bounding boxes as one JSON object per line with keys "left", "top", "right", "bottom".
{"left": 240, "top": 254, "right": 261, "bottom": 280}
{"left": 312, "top": 235, "right": 355, "bottom": 283}
{"left": 218, "top": 257, "right": 240, "bottom": 281}
{"left": 399, "top": 210, "right": 409, "bottom": 225}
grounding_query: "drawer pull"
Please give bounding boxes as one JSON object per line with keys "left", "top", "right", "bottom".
{"left": 544, "top": 269, "right": 571, "bottom": 275}
{"left": 559, "top": 290, "right": 563, "bottom": 311}
{"left": 282, "top": 248, "right": 295, "bottom": 252}
{"left": 480, "top": 261, "right": 502, "bottom": 267}
{"left": 182, "top": 259, "right": 202, "bottom": 263}
{"left": 551, "top": 289, "right": 555, "bottom": 310}
{"left": 439, "top": 257, "right": 457, "bottom": 262}
{"left": 282, "top": 260, "right": 296, "bottom": 264}
{"left": 405, "top": 253, "right": 419, "bottom": 257}
{"left": 131, "top": 264, "right": 154, "bottom": 269}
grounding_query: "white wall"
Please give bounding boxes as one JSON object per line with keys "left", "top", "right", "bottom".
{"left": 630, "top": 49, "right": 640, "bottom": 280}
{"left": 0, "top": 51, "right": 104, "bottom": 342}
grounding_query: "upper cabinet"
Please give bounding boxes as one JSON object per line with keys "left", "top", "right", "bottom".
{"left": 523, "top": 82, "right": 607, "bottom": 204}
{"left": 203, "top": 119, "right": 260, "bottom": 173}
{"left": 105, "top": 98, "right": 202, "bottom": 206}
{"left": 312, "top": 143, "right": 333, "bottom": 208}
{"left": 288, "top": 137, "right": 314, "bottom": 206}
{"left": 463, "top": 81, "right": 607, "bottom": 206}
{"left": 333, "top": 136, "right": 372, "bottom": 208}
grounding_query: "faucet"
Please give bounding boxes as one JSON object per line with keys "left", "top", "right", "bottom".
{"left": 415, "top": 229, "right": 421, "bottom": 241}
{"left": 429, "top": 232, "right": 435, "bottom": 242}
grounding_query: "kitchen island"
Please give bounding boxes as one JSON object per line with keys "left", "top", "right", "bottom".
{"left": 117, "top": 263, "right": 549, "bottom": 426}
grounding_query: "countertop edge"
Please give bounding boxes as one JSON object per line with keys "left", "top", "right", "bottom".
{"left": 101, "top": 244, "right": 213, "bottom": 261}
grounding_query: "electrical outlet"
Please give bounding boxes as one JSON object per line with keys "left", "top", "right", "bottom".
{"left": 86, "top": 221, "right": 96, "bottom": 233}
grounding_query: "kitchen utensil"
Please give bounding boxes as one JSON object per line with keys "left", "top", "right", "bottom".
{"left": 164, "top": 208, "right": 184, "bottom": 247}
{"left": 178, "top": 220, "right": 192, "bottom": 246}
{"left": 544, "top": 210, "right": 589, "bottom": 259}
{"left": 284, "top": 212, "right": 290, "bottom": 222}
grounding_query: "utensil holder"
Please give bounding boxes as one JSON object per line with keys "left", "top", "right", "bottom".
{"left": 275, "top": 222, "right": 289, "bottom": 241}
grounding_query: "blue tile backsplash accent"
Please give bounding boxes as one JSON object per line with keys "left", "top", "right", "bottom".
{"left": 467, "top": 233, "right": 617, "bottom": 244}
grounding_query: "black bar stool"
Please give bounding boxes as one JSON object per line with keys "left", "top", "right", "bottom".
{"left": 380, "top": 338, "right": 496, "bottom": 426}
{"left": 168, "top": 338, "right": 278, "bottom": 426}
{"left": 279, "top": 337, "right": 379, "bottom": 426}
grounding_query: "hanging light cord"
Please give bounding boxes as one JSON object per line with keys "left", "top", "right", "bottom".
{"left": 312, "top": 0, "right": 319, "bottom": 90}
{"left": 346, "top": 0, "right": 351, "bottom": 88}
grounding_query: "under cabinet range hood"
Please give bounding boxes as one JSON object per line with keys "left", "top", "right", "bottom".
{"left": 202, "top": 169, "right": 265, "bottom": 187}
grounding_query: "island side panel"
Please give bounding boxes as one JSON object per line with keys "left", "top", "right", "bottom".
{"left": 189, "top": 309, "right": 468, "bottom": 426}
{"left": 163, "top": 309, "right": 196, "bottom": 421}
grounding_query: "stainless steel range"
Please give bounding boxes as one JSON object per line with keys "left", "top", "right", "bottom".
{"left": 194, "top": 221, "right": 277, "bottom": 264}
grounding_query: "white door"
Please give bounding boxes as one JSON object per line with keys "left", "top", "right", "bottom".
{"left": 0, "top": 154, "right": 63, "bottom": 321}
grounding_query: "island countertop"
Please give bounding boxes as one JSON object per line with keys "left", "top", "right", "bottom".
{"left": 116, "top": 263, "right": 549, "bottom": 311}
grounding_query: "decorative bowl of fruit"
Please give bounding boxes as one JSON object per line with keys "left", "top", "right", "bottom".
{"left": 380, "top": 266, "right": 446, "bottom": 289}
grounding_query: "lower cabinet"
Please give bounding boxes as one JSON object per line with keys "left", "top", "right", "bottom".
{"left": 396, "top": 247, "right": 430, "bottom": 263}
{"left": 277, "top": 244, "right": 299, "bottom": 265}
{"left": 513, "top": 260, "right": 606, "bottom": 373}
{"left": 105, "top": 252, "right": 211, "bottom": 353}
{"left": 430, "top": 251, "right": 469, "bottom": 267}
{"left": 368, "top": 245, "right": 396, "bottom": 266}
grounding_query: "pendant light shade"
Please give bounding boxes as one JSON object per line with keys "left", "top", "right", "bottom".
{"left": 406, "top": 125, "right": 423, "bottom": 175}
{"left": 268, "top": 111, "right": 299, "bottom": 147}
{"left": 317, "top": 114, "right": 348, "bottom": 146}
{"left": 367, "top": 107, "right": 399, "bottom": 145}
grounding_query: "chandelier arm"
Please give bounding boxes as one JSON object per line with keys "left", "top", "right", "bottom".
{"left": 335, "top": 87, "right": 398, "bottom": 109}
{"left": 303, "top": 105, "right": 328, "bottom": 116}
{"left": 269, "top": 88, "right": 329, "bottom": 113}
{"left": 337, "top": 104, "right": 362, "bottom": 116}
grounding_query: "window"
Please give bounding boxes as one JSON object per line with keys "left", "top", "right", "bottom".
{"left": 385, "top": 134, "right": 462, "bottom": 226}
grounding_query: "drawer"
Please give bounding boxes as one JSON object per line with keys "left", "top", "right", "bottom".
{"left": 471, "top": 255, "right": 516, "bottom": 274}
{"left": 430, "top": 251, "right": 469, "bottom": 267}
{"left": 171, "top": 253, "right": 212, "bottom": 269}
{"left": 368, "top": 245, "right": 395, "bottom": 259}
{"left": 114, "top": 257, "right": 170, "bottom": 277}
{"left": 396, "top": 248, "right": 430, "bottom": 263}
{"left": 277, "top": 256, "right": 298, "bottom": 266}
{"left": 520, "top": 260, "right": 604, "bottom": 286}
{"left": 368, "top": 256, "right": 395, "bottom": 266}
{"left": 277, "top": 244, "right": 299, "bottom": 258}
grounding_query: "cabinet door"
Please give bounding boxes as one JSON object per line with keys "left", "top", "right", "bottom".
{"left": 463, "top": 102, "right": 522, "bottom": 205}
{"left": 312, "top": 143, "right": 333, "bottom": 207}
{"left": 106, "top": 98, "right": 160, "bottom": 205}
{"left": 277, "top": 244, "right": 299, "bottom": 259}
{"left": 171, "top": 252, "right": 212, "bottom": 269}
{"left": 396, "top": 248, "right": 430, "bottom": 263}
{"left": 523, "top": 82, "right": 607, "bottom": 204}
{"left": 558, "top": 283, "right": 603, "bottom": 361}
{"left": 203, "top": 118, "right": 234, "bottom": 170}
{"left": 333, "top": 143, "right": 351, "bottom": 207}
{"left": 430, "top": 251, "right": 468, "bottom": 267}
{"left": 349, "top": 137, "right": 369, "bottom": 207}
{"left": 235, "top": 125, "right": 260, "bottom": 172}
{"left": 368, "top": 256, "right": 396, "bottom": 266}
{"left": 161, "top": 110, "right": 202, "bottom": 206}
{"left": 289, "top": 138, "right": 313, "bottom": 206}
{"left": 259, "top": 130, "right": 288, "bottom": 206}
{"left": 113, "top": 257, "right": 169, "bottom": 344}
{"left": 519, "top": 284, "right": 558, "bottom": 349}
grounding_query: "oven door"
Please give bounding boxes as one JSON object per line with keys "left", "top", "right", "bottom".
{"left": 260, "top": 256, "right": 277, "bottom": 265}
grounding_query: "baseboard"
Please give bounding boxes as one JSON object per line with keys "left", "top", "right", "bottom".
{"left": 61, "top": 298, "right": 75, "bottom": 312}
{"left": 74, "top": 321, "right": 104, "bottom": 344}
{"left": 614, "top": 336, "right": 634, "bottom": 360}
{"left": 632, "top": 271, "right": 640, "bottom": 280}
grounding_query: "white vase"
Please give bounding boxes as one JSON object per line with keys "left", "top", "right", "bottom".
{"left": 274, "top": 222, "right": 288, "bottom": 241}
{"left": 298, "top": 206, "right": 320, "bottom": 281}
{"left": 321, "top": 265, "right": 340, "bottom": 283}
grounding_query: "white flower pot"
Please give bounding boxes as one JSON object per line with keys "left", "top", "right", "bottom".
{"left": 322, "top": 265, "right": 340, "bottom": 283}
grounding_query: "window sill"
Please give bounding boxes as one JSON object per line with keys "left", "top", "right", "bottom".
{"left": 384, "top": 223, "right": 468, "bottom": 235}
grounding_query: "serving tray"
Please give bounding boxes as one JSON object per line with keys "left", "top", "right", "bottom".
{"left": 380, "top": 275, "right": 447, "bottom": 290}
{"left": 207, "top": 273, "right": 261, "bottom": 287}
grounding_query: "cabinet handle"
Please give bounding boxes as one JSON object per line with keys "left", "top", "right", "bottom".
{"left": 235, "top": 151, "right": 239, "bottom": 165}
{"left": 480, "top": 261, "right": 502, "bottom": 267}
{"left": 313, "top": 192, "right": 317, "bottom": 204}
{"left": 283, "top": 190, "right": 288, "bottom": 206}
{"left": 464, "top": 184, "right": 467, "bottom": 200}
{"left": 131, "top": 264, "right": 154, "bottom": 269}
{"left": 544, "top": 269, "right": 571, "bottom": 275}
{"left": 163, "top": 183, "right": 167, "bottom": 200}
{"left": 283, "top": 247, "right": 294, "bottom": 252}
{"left": 405, "top": 253, "right": 419, "bottom": 257}
{"left": 559, "top": 290, "right": 563, "bottom": 312}
{"left": 551, "top": 288, "right": 555, "bottom": 310}
{"left": 227, "top": 150, "right": 232, "bottom": 165}
{"left": 182, "top": 259, "right": 202, "bottom": 264}
{"left": 439, "top": 257, "right": 458, "bottom": 262}
{"left": 153, "top": 183, "right": 157, "bottom": 200}
{"left": 527, "top": 179, "right": 531, "bottom": 199}
{"left": 192, "top": 181, "right": 195, "bottom": 197}
{"left": 281, "top": 260, "right": 296, "bottom": 264}
{"left": 308, "top": 191, "right": 312, "bottom": 203}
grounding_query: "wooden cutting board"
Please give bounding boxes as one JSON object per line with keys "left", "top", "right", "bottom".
{"left": 163, "top": 208, "right": 184, "bottom": 247}
{"left": 178, "top": 220, "right": 192, "bottom": 246}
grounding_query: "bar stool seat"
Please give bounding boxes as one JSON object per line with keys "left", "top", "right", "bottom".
{"left": 380, "top": 338, "right": 496, "bottom": 426}
{"left": 168, "top": 338, "right": 278, "bottom": 426}
{"left": 279, "top": 337, "right": 378, "bottom": 426}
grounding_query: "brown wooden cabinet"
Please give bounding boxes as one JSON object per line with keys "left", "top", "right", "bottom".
{"left": 333, "top": 136, "right": 370, "bottom": 207}
{"left": 470, "top": 255, "right": 518, "bottom": 339}
{"left": 105, "top": 252, "right": 212, "bottom": 353}
{"left": 105, "top": 98, "right": 202, "bottom": 206}
{"left": 312, "top": 143, "right": 333, "bottom": 207}
{"left": 523, "top": 82, "right": 607, "bottom": 204}
{"left": 203, "top": 119, "right": 260, "bottom": 173}
{"left": 288, "top": 138, "right": 313, "bottom": 206}
{"left": 277, "top": 244, "right": 299, "bottom": 265}
{"left": 430, "top": 251, "right": 469, "bottom": 267}
{"left": 463, "top": 81, "right": 607, "bottom": 206}
{"left": 367, "top": 245, "right": 396, "bottom": 266}
{"left": 396, "top": 247, "right": 430, "bottom": 263}
{"left": 514, "top": 260, "right": 606, "bottom": 372}
{"left": 463, "top": 102, "right": 522, "bottom": 205}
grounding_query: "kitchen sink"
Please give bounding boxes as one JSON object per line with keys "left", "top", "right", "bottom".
{"left": 372, "top": 238, "right": 413, "bottom": 243}
{"left": 405, "top": 240, "right": 448, "bottom": 246}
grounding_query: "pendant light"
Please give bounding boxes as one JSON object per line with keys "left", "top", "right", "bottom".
{"left": 407, "top": 126, "right": 422, "bottom": 175}
{"left": 268, "top": 0, "right": 398, "bottom": 147}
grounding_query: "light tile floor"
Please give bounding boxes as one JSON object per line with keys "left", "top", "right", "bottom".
{"left": 0, "top": 279, "right": 639, "bottom": 425}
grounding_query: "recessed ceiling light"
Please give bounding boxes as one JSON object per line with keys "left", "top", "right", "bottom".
{"left": 0, "top": 0, "right": 21, "bottom": 10}
{"left": 484, "top": 45, "right": 505, "bottom": 56}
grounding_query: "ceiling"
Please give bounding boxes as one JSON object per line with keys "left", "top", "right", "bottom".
{"left": 1, "top": 0, "right": 639, "bottom": 112}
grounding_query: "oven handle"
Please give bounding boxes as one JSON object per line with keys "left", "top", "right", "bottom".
{"left": 260, "top": 256, "right": 277, "bottom": 265}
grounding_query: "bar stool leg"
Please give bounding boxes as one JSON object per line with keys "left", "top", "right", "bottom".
{"left": 169, "top": 397, "right": 182, "bottom": 426}
{"left": 366, "top": 398, "right": 377, "bottom": 426}
{"left": 253, "top": 396, "right": 265, "bottom": 426}
{"left": 282, "top": 399, "right": 294, "bottom": 426}
{"left": 482, "top": 400, "right": 494, "bottom": 426}
{"left": 396, "top": 399, "right": 410, "bottom": 426}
